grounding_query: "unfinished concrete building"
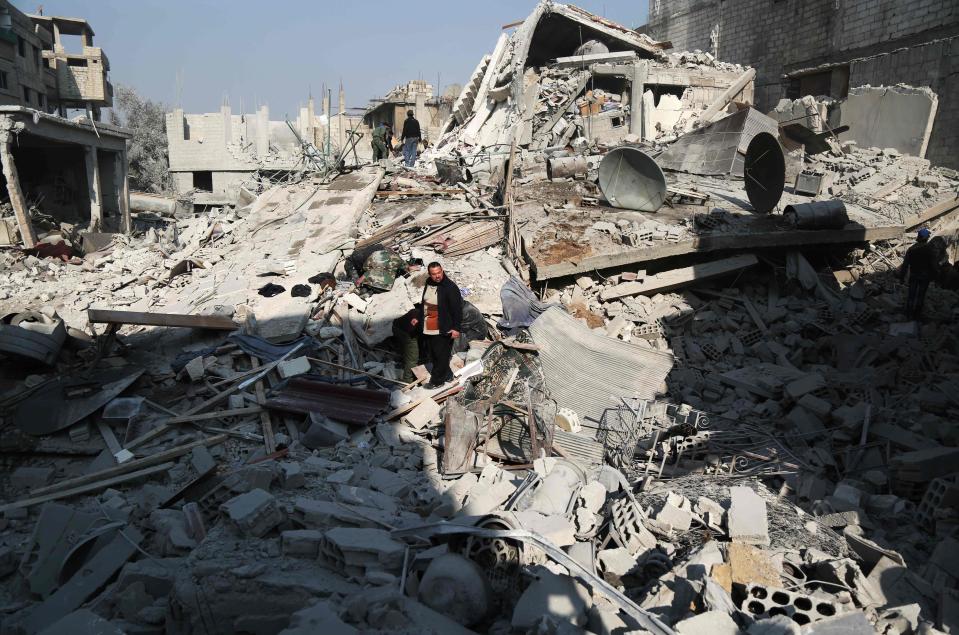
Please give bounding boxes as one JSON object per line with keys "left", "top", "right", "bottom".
{"left": 167, "top": 94, "right": 368, "bottom": 206}
{"left": 0, "top": 2, "right": 129, "bottom": 246}
{"left": 641, "top": 0, "right": 959, "bottom": 168}
{"left": 364, "top": 80, "right": 452, "bottom": 145}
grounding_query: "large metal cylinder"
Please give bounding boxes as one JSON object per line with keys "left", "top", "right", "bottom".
{"left": 598, "top": 147, "right": 667, "bottom": 212}
{"left": 547, "top": 156, "right": 587, "bottom": 180}
{"left": 783, "top": 200, "right": 848, "bottom": 229}
{"left": 130, "top": 192, "right": 177, "bottom": 216}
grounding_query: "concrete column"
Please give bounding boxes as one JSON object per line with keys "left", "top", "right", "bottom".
{"left": 415, "top": 93, "right": 427, "bottom": 130}
{"left": 630, "top": 61, "right": 648, "bottom": 137}
{"left": 117, "top": 149, "right": 131, "bottom": 233}
{"left": 84, "top": 146, "right": 102, "bottom": 230}
{"left": 0, "top": 129, "right": 37, "bottom": 247}
{"left": 255, "top": 105, "right": 269, "bottom": 157}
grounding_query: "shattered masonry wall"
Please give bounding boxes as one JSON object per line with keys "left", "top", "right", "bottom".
{"left": 848, "top": 37, "right": 959, "bottom": 169}
{"left": 644, "top": 0, "right": 959, "bottom": 168}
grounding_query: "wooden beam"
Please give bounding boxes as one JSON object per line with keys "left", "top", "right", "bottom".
{"left": 0, "top": 462, "right": 175, "bottom": 513}
{"left": 0, "top": 136, "right": 38, "bottom": 247}
{"left": 250, "top": 356, "right": 277, "bottom": 455}
{"left": 501, "top": 18, "right": 525, "bottom": 29}
{"left": 23, "top": 434, "right": 227, "bottom": 501}
{"left": 87, "top": 309, "right": 238, "bottom": 330}
{"left": 373, "top": 189, "right": 463, "bottom": 197}
{"left": 905, "top": 195, "right": 959, "bottom": 230}
{"left": 600, "top": 254, "right": 759, "bottom": 301}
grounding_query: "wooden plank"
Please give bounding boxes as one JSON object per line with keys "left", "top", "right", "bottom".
{"left": 600, "top": 254, "right": 759, "bottom": 301}
{"left": 373, "top": 189, "right": 463, "bottom": 197}
{"left": 307, "top": 357, "right": 408, "bottom": 386}
{"left": 0, "top": 462, "right": 175, "bottom": 513}
{"left": 250, "top": 356, "right": 277, "bottom": 455}
{"left": 24, "top": 435, "right": 228, "bottom": 501}
{"left": 87, "top": 309, "right": 237, "bottom": 330}
{"left": 161, "top": 406, "right": 263, "bottom": 425}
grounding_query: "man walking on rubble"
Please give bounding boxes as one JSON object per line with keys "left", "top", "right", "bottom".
{"left": 899, "top": 227, "right": 938, "bottom": 320}
{"left": 410, "top": 262, "right": 462, "bottom": 388}
{"left": 371, "top": 121, "right": 392, "bottom": 163}
{"left": 400, "top": 109, "right": 421, "bottom": 168}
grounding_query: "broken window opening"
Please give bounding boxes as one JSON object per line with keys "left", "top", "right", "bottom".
{"left": 0, "top": 71, "right": 8, "bottom": 90}
{"left": 192, "top": 171, "right": 213, "bottom": 192}
{"left": 649, "top": 84, "right": 686, "bottom": 107}
{"left": 66, "top": 58, "right": 87, "bottom": 67}
{"left": 16, "top": 35, "right": 24, "bottom": 57}
{"left": 22, "top": 86, "right": 30, "bottom": 104}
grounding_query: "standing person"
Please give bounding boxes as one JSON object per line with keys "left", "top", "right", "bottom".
{"left": 371, "top": 122, "right": 390, "bottom": 163}
{"left": 401, "top": 109, "right": 421, "bottom": 168}
{"left": 392, "top": 304, "right": 423, "bottom": 383}
{"left": 411, "top": 262, "right": 462, "bottom": 388}
{"left": 899, "top": 228, "right": 937, "bottom": 320}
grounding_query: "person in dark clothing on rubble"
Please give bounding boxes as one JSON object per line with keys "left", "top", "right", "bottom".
{"left": 392, "top": 304, "right": 424, "bottom": 383}
{"left": 411, "top": 262, "right": 462, "bottom": 388}
{"left": 899, "top": 227, "right": 938, "bottom": 320}
{"left": 400, "top": 110, "right": 421, "bottom": 168}
{"left": 371, "top": 122, "right": 392, "bottom": 162}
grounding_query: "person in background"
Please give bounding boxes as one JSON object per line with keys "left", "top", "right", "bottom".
{"left": 412, "top": 262, "right": 462, "bottom": 388}
{"left": 392, "top": 304, "right": 423, "bottom": 383}
{"left": 371, "top": 122, "right": 389, "bottom": 162}
{"left": 899, "top": 227, "right": 937, "bottom": 320}
{"left": 401, "top": 109, "right": 421, "bottom": 168}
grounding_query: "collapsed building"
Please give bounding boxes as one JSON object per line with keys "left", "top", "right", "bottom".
{"left": 2, "top": 2, "right": 959, "bottom": 635}
{"left": 641, "top": 0, "right": 959, "bottom": 169}
{"left": 0, "top": 1, "right": 131, "bottom": 248}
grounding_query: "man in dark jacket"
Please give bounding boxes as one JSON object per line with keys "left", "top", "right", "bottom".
{"left": 899, "top": 228, "right": 937, "bottom": 320}
{"left": 411, "top": 262, "right": 462, "bottom": 388}
{"left": 401, "top": 110, "right": 421, "bottom": 168}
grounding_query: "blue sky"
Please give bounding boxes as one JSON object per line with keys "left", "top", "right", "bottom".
{"left": 16, "top": 0, "right": 649, "bottom": 117}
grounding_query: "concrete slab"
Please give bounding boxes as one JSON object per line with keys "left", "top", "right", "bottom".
{"left": 838, "top": 85, "right": 938, "bottom": 158}
{"left": 728, "top": 486, "right": 770, "bottom": 546}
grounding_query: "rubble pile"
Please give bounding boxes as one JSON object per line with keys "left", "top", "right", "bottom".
{"left": 2, "top": 2, "right": 959, "bottom": 635}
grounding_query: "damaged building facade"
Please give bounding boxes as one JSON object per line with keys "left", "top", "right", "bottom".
{"left": 363, "top": 79, "right": 452, "bottom": 145}
{"left": 642, "top": 0, "right": 959, "bottom": 168}
{"left": 0, "top": 1, "right": 130, "bottom": 247}
{"left": 166, "top": 88, "right": 367, "bottom": 207}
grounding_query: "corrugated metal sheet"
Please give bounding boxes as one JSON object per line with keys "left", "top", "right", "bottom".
{"left": 529, "top": 307, "right": 674, "bottom": 424}
{"left": 656, "top": 108, "right": 779, "bottom": 177}
{"left": 265, "top": 378, "right": 390, "bottom": 426}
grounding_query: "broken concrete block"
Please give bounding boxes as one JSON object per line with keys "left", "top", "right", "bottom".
{"left": 279, "top": 462, "right": 306, "bottom": 489}
{"left": 797, "top": 393, "right": 832, "bottom": 420}
{"left": 579, "top": 481, "right": 607, "bottom": 513}
{"left": 36, "top": 609, "right": 126, "bottom": 635}
{"left": 675, "top": 610, "right": 740, "bottom": 635}
{"left": 597, "top": 548, "right": 639, "bottom": 586}
{"left": 830, "top": 482, "right": 865, "bottom": 512}
{"left": 369, "top": 466, "right": 411, "bottom": 498}
{"left": 11, "top": 466, "right": 55, "bottom": 490}
{"left": 219, "top": 488, "right": 284, "bottom": 537}
{"left": 302, "top": 412, "right": 349, "bottom": 448}
{"left": 228, "top": 394, "right": 246, "bottom": 409}
{"left": 656, "top": 501, "right": 693, "bottom": 532}
{"left": 400, "top": 397, "right": 442, "bottom": 430}
{"left": 116, "top": 557, "right": 180, "bottom": 598}
{"left": 320, "top": 527, "right": 406, "bottom": 573}
{"left": 281, "top": 529, "right": 325, "bottom": 558}
{"left": 512, "top": 568, "right": 592, "bottom": 629}
{"left": 728, "top": 486, "right": 770, "bottom": 546}
{"left": 460, "top": 480, "right": 516, "bottom": 516}
{"left": 784, "top": 373, "right": 825, "bottom": 400}
{"left": 183, "top": 356, "right": 205, "bottom": 382}
{"left": 277, "top": 356, "right": 311, "bottom": 379}
{"left": 513, "top": 511, "right": 576, "bottom": 547}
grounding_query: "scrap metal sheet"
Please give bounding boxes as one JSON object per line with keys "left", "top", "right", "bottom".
{"left": 529, "top": 307, "right": 673, "bottom": 424}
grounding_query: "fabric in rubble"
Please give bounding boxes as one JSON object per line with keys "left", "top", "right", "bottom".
{"left": 498, "top": 276, "right": 558, "bottom": 332}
